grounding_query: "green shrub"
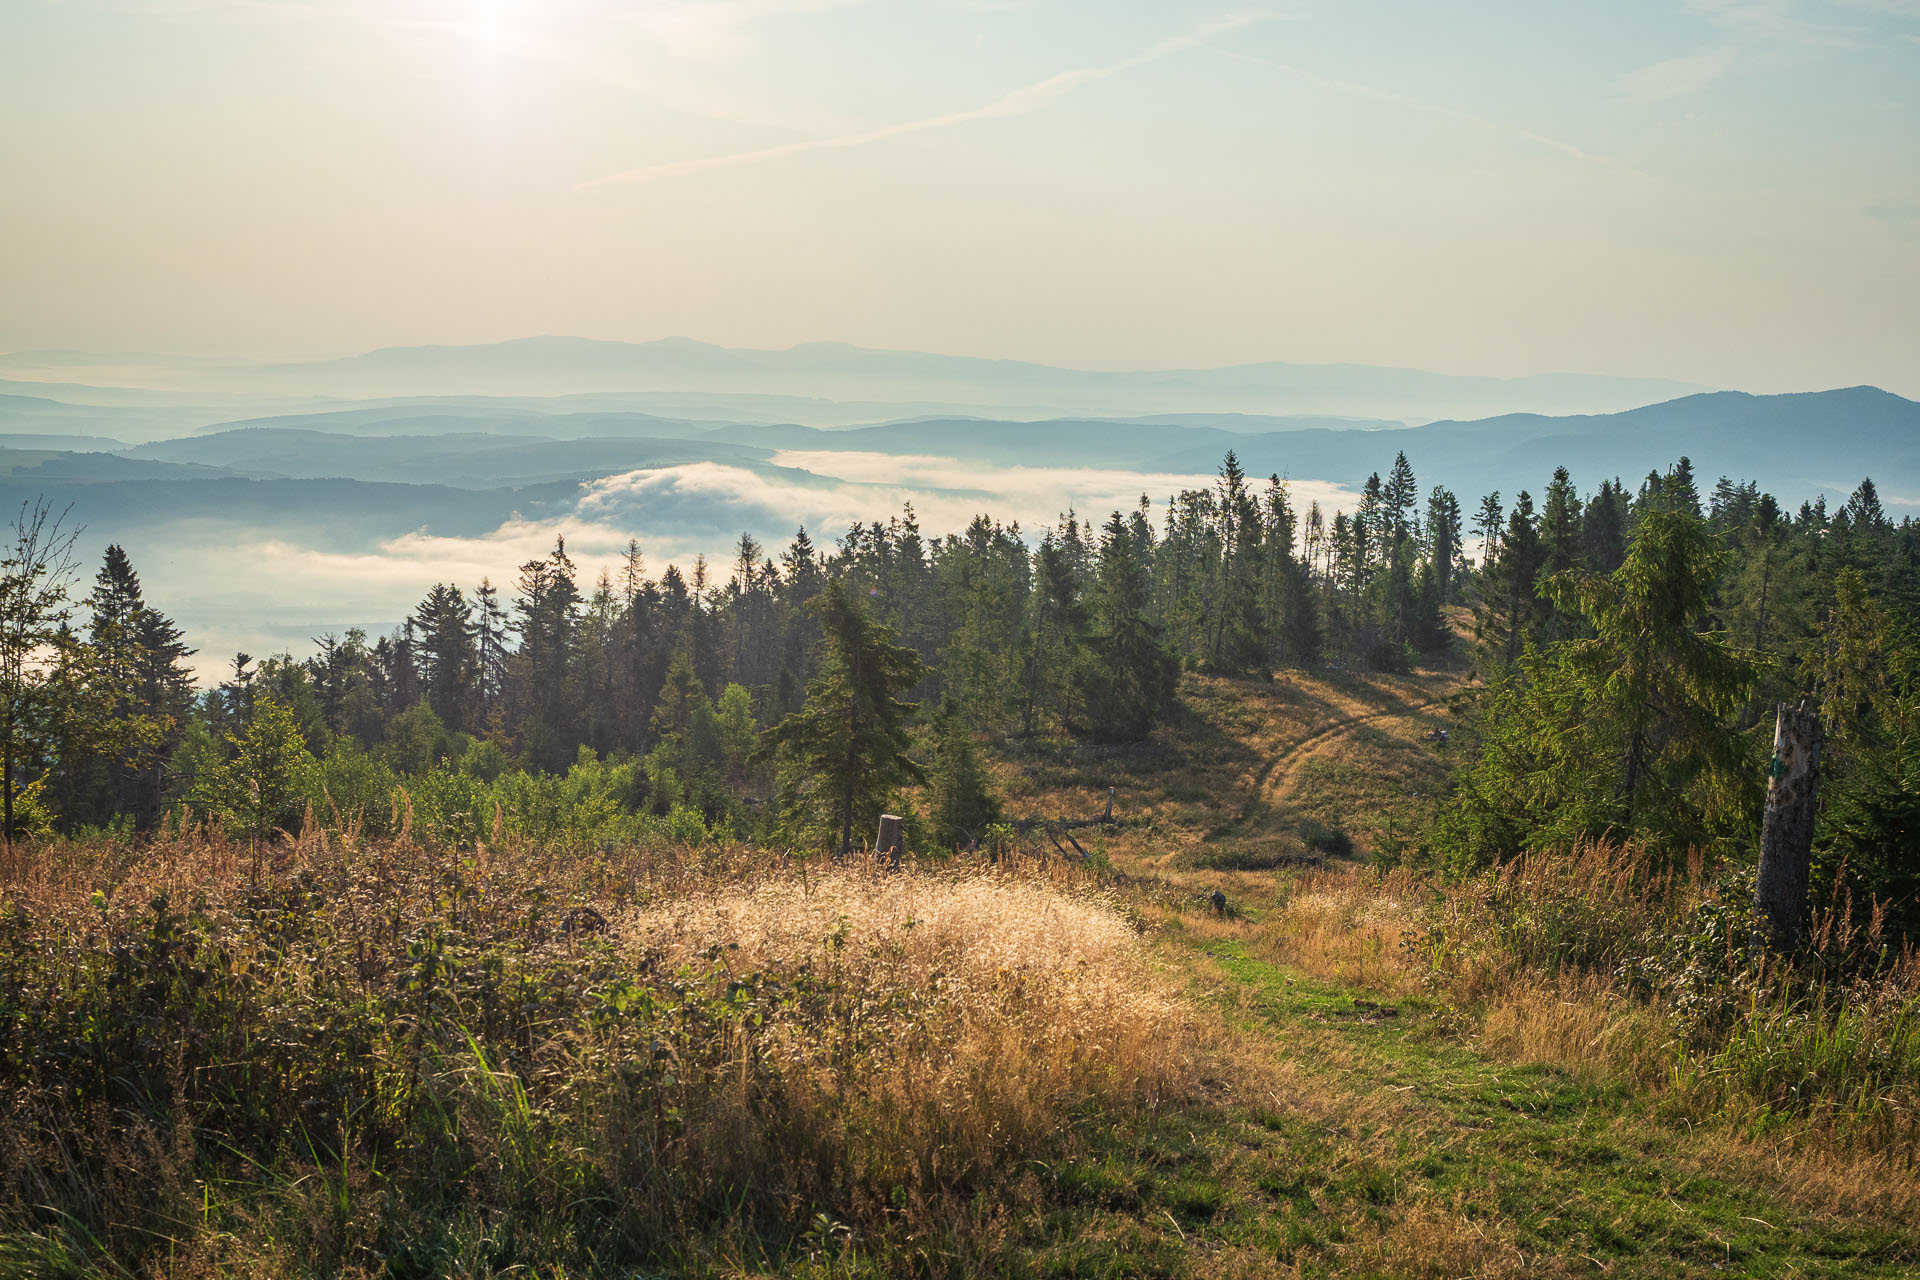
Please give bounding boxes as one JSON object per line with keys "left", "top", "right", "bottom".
{"left": 1300, "top": 820, "right": 1353, "bottom": 858}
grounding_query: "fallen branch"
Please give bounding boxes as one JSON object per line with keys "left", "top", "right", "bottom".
{"left": 1015, "top": 786, "right": 1118, "bottom": 833}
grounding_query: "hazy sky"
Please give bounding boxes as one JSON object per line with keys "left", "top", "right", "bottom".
{"left": 4, "top": 0, "right": 1918, "bottom": 393}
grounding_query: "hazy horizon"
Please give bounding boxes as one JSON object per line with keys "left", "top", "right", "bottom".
{"left": 7, "top": 2, "right": 1919, "bottom": 396}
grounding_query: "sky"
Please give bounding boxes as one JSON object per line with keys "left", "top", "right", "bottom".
{"left": 3, "top": 0, "right": 1919, "bottom": 394}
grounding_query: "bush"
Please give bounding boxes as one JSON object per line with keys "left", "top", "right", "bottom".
{"left": 1300, "top": 820, "right": 1353, "bottom": 859}
{"left": 1407, "top": 840, "right": 1920, "bottom": 1149}
{"left": 1187, "top": 844, "right": 1294, "bottom": 871}
{"left": 0, "top": 831, "right": 1200, "bottom": 1275}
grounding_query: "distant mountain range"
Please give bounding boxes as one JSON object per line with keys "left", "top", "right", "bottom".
{"left": 717, "top": 386, "right": 1915, "bottom": 513}
{"left": 1, "top": 336, "right": 1711, "bottom": 424}
{"left": 252, "top": 337, "right": 1710, "bottom": 422}
{"left": 0, "top": 386, "right": 1909, "bottom": 561}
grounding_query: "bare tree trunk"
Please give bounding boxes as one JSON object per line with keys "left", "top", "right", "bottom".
{"left": 1755, "top": 702, "right": 1821, "bottom": 950}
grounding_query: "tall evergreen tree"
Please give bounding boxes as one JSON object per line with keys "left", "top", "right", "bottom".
{"left": 70, "top": 546, "right": 195, "bottom": 828}
{"left": 1021, "top": 535, "right": 1086, "bottom": 737}
{"left": 1471, "top": 491, "right": 1504, "bottom": 568}
{"left": 1081, "top": 511, "right": 1177, "bottom": 741}
{"left": 412, "top": 583, "right": 475, "bottom": 732}
{"left": 926, "top": 698, "right": 1002, "bottom": 851}
{"left": 762, "top": 577, "right": 925, "bottom": 856}
{"left": 510, "top": 539, "right": 583, "bottom": 771}
{"left": 1425, "top": 486, "right": 1463, "bottom": 603}
{"left": 1478, "top": 491, "right": 1543, "bottom": 668}
{"left": 1581, "top": 480, "right": 1629, "bottom": 573}
{"left": 1383, "top": 451, "right": 1419, "bottom": 544}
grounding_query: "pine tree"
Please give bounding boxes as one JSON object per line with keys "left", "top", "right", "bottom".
{"left": 510, "top": 539, "right": 583, "bottom": 771}
{"left": 1471, "top": 492, "right": 1504, "bottom": 567}
{"left": 927, "top": 699, "right": 1001, "bottom": 850}
{"left": 412, "top": 583, "right": 475, "bottom": 732}
{"left": 762, "top": 577, "right": 925, "bottom": 855}
{"left": 1021, "top": 535, "right": 1087, "bottom": 737}
{"left": 1425, "top": 486, "right": 1462, "bottom": 603}
{"left": 1082, "top": 511, "right": 1178, "bottom": 741}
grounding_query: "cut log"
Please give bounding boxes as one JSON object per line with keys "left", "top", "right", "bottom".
{"left": 1755, "top": 702, "right": 1821, "bottom": 950}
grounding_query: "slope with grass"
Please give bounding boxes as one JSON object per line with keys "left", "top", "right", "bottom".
{"left": 3, "top": 664, "right": 1917, "bottom": 1277}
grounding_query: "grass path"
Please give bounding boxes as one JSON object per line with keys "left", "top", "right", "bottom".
{"left": 1025, "top": 915, "right": 1920, "bottom": 1277}
{"left": 1008, "top": 668, "right": 1919, "bottom": 1275}
{"left": 1190, "top": 931, "right": 1917, "bottom": 1277}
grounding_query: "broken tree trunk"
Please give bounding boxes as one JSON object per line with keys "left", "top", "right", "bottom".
{"left": 875, "top": 813, "right": 905, "bottom": 869}
{"left": 1754, "top": 702, "right": 1821, "bottom": 950}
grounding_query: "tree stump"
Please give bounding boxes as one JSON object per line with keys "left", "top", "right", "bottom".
{"left": 1755, "top": 702, "right": 1821, "bottom": 950}
{"left": 876, "top": 813, "right": 905, "bottom": 869}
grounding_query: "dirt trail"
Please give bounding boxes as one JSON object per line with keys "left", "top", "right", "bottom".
{"left": 1223, "top": 669, "right": 1469, "bottom": 837}
{"left": 1258, "top": 690, "right": 1455, "bottom": 810}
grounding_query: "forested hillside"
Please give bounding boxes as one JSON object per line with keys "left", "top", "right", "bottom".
{"left": 4, "top": 443, "right": 1915, "bottom": 876}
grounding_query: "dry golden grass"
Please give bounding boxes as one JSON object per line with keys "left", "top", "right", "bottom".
{"left": 618, "top": 859, "right": 1201, "bottom": 1185}
{"left": 1253, "top": 864, "right": 1427, "bottom": 996}
{"left": 1330, "top": 1197, "right": 1540, "bottom": 1280}
{"left": 0, "top": 828, "right": 1217, "bottom": 1276}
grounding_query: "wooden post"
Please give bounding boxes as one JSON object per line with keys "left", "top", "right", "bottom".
{"left": 876, "top": 813, "right": 904, "bottom": 869}
{"left": 1755, "top": 702, "right": 1821, "bottom": 950}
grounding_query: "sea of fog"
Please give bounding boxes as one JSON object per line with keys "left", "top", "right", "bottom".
{"left": 115, "top": 453, "right": 1354, "bottom": 684}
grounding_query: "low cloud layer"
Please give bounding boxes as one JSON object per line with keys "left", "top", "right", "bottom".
{"left": 121, "top": 454, "right": 1353, "bottom": 683}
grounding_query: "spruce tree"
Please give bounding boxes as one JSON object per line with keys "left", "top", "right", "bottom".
{"left": 1082, "top": 511, "right": 1177, "bottom": 741}
{"left": 412, "top": 583, "right": 475, "bottom": 732}
{"left": 762, "top": 577, "right": 925, "bottom": 855}
{"left": 1471, "top": 492, "right": 1504, "bottom": 566}
{"left": 66, "top": 545, "right": 194, "bottom": 828}
{"left": 1021, "top": 535, "right": 1087, "bottom": 737}
{"left": 1438, "top": 496, "right": 1759, "bottom": 866}
{"left": 1384, "top": 451, "right": 1419, "bottom": 544}
{"left": 927, "top": 698, "right": 1001, "bottom": 850}
{"left": 1478, "top": 491, "right": 1543, "bottom": 668}
{"left": 510, "top": 539, "right": 583, "bottom": 771}
{"left": 1581, "top": 480, "right": 1629, "bottom": 573}
{"left": 1426, "top": 486, "right": 1462, "bottom": 603}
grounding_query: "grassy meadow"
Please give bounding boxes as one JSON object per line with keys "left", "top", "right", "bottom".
{"left": 3, "top": 663, "right": 1919, "bottom": 1278}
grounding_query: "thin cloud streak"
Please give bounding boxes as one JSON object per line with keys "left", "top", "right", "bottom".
{"left": 1614, "top": 45, "right": 1738, "bottom": 102}
{"left": 1227, "top": 51, "right": 1651, "bottom": 180}
{"left": 579, "top": 12, "right": 1274, "bottom": 188}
